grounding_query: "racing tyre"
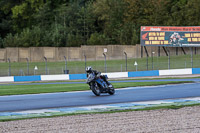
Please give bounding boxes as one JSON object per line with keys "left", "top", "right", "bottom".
{"left": 108, "top": 85, "right": 115, "bottom": 95}
{"left": 91, "top": 83, "right": 101, "bottom": 96}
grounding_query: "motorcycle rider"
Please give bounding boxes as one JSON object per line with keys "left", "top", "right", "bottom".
{"left": 86, "top": 66, "right": 111, "bottom": 87}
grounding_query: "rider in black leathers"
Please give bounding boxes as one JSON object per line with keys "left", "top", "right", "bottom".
{"left": 86, "top": 66, "right": 110, "bottom": 86}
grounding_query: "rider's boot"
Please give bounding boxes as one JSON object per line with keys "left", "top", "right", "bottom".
{"left": 105, "top": 80, "right": 112, "bottom": 88}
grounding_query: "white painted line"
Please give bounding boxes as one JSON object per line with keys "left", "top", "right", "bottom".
{"left": 184, "top": 97, "right": 200, "bottom": 101}
{"left": 16, "top": 109, "right": 60, "bottom": 114}
{"left": 135, "top": 101, "right": 172, "bottom": 105}
{"left": 83, "top": 105, "right": 113, "bottom": 110}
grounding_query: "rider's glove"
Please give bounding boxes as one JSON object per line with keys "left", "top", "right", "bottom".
{"left": 96, "top": 73, "right": 101, "bottom": 78}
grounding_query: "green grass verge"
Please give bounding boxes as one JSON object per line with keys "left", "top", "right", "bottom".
{"left": 0, "top": 81, "right": 192, "bottom": 96}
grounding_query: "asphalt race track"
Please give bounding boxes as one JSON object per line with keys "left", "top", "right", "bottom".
{"left": 0, "top": 81, "right": 200, "bottom": 112}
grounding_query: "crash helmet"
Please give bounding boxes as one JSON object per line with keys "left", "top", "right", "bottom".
{"left": 86, "top": 66, "right": 92, "bottom": 73}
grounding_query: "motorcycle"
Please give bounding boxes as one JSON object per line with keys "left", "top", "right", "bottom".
{"left": 86, "top": 73, "right": 115, "bottom": 96}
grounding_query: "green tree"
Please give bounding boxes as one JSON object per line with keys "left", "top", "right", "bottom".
{"left": 2, "top": 0, "right": 200, "bottom": 47}
{"left": 184, "top": 0, "right": 200, "bottom": 26}
{"left": 167, "top": 0, "right": 187, "bottom": 26}
{"left": 11, "top": 0, "right": 45, "bottom": 32}
{"left": 0, "top": 0, "right": 19, "bottom": 37}
{"left": 92, "top": 0, "right": 127, "bottom": 44}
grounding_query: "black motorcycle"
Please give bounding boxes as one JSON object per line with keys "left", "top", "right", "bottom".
{"left": 86, "top": 73, "right": 115, "bottom": 96}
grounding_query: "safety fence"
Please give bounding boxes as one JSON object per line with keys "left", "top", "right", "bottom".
{"left": 1, "top": 54, "right": 200, "bottom": 76}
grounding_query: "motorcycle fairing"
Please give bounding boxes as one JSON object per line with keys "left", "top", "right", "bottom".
{"left": 95, "top": 78, "right": 108, "bottom": 88}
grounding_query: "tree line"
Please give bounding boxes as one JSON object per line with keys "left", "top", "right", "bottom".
{"left": 0, "top": 0, "right": 200, "bottom": 47}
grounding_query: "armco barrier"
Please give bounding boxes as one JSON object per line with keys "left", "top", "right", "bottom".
{"left": 41, "top": 74, "right": 69, "bottom": 81}
{"left": 14, "top": 75, "right": 41, "bottom": 82}
{"left": 159, "top": 68, "right": 192, "bottom": 76}
{"left": 69, "top": 74, "right": 87, "bottom": 80}
{"left": 128, "top": 70, "right": 159, "bottom": 77}
{"left": 192, "top": 68, "right": 200, "bottom": 74}
{"left": 102, "top": 72, "right": 128, "bottom": 78}
{"left": 0, "top": 68, "right": 200, "bottom": 83}
{"left": 0, "top": 76, "right": 14, "bottom": 82}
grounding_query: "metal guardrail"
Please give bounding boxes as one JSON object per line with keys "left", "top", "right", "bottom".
{"left": 1, "top": 68, "right": 200, "bottom": 83}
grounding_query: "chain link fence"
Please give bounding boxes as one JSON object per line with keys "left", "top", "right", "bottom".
{"left": 1, "top": 54, "right": 200, "bottom": 76}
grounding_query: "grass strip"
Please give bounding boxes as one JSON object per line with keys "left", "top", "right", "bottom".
{"left": 0, "top": 81, "right": 192, "bottom": 96}
{"left": 1, "top": 103, "right": 200, "bottom": 122}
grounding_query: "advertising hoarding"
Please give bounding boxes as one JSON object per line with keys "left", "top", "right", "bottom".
{"left": 141, "top": 26, "right": 200, "bottom": 47}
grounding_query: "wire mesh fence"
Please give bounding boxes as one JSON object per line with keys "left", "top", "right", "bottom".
{"left": 1, "top": 54, "right": 200, "bottom": 76}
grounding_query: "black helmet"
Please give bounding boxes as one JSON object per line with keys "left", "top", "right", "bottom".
{"left": 86, "top": 66, "right": 92, "bottom": 73}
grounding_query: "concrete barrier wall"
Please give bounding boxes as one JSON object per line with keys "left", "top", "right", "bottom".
{"left": 1, "top": 45, "right": 200, "bottom": 62}
{"left": 30, "top": 47, "right": 44, "bottom": 62}
{"left": 43, "top": 47, "right": 56, "bottom": 62}
{"left": 0, "top": 49, "right": 6, "bottom": 62}
{"left": 68, "top": 47, "right": 81, "bottom": 61}
{"left": 1, "top": 68, "right": 200, "bottom": 82}
{"left": 57, "top": 47, "right": 68, "bottom": 61}
{"left": 6, "top": 47, "right": 19, "bottom": 62}
{"left": 19, "top": 48, "right": 30, "bottom": 62}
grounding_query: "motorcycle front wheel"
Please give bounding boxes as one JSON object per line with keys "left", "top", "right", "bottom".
{"left": 108, "top": 85, "right": 115, "bottom": 95}
{"left": 91, "top": 83, "right": 101, "bottom": 96}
